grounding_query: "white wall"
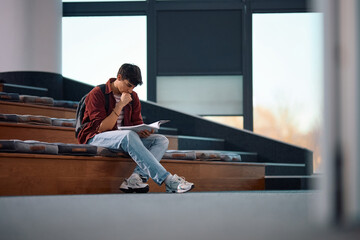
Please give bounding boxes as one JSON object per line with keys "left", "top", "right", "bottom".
{"left": 0, "top": 0, "right": 62, "bottom": 74}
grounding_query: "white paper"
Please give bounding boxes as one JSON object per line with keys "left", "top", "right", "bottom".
{"left": 117, "top": 120, "right": 170, "bottom": 132}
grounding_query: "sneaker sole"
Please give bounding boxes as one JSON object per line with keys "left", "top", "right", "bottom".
{"left": 120, "top": 185, "right": 150, "bottom": 193}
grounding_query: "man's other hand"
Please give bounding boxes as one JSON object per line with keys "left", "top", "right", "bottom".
{"left": 137, "top": 129, "right": 154, "bottom": 138}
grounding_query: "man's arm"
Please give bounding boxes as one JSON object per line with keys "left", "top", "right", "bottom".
{"left": 98, "top": 93, "right": 132, "bottom": 133}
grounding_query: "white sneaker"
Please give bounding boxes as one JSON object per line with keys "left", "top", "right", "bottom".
{"left": 120, "top": 174, "right": 149, "bottom": 193}
{"left": 165, "top": 174, "right": 194, "bottom": 193}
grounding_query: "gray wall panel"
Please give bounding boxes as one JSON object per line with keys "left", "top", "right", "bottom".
{"left": 157, "top": 10, "right": 242, "bottom": 75}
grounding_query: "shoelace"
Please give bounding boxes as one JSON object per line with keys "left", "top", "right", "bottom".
{"left": 175, "top": 175, "right": 189, "bottom": 184}
{"left": 128, "top": 175, "right": 142, "bottom": 185}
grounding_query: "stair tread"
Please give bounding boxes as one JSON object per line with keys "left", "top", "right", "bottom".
{"left": 262, "top": 162, "right": 305, "bottom": 167}
{"left": 265, "top": 175, "right": 319, "bottom": 190}
{"left": 0, "top": 99, "right": 75, "bottom": 110}
{"left": 158, "top": 126, "right": 178, "bottom": 131}
{"left": 1, "top": 83, "right": 48, "bottom": 92}
{"left": 166, "top": 149, "right": 257, "bottom": 154}
{"left": 176, "top": 135, "right": 225, "bottom": 142}
{"left": 265, "top": 175, "right": 320, "bottom": 178}
{"left": 0, "top": 152, "right": 258, "bottom": 163}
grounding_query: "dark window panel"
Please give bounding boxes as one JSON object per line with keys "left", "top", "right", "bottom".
{"left": 157, "top": 10, "right": 242, "bottom": 75}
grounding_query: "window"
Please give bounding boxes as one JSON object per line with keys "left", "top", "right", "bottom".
{"left": 62, "top": 16, "right": 147, "bottom": 100}
{"left": 252, "top": 13, "right": 324, "bottom": 172}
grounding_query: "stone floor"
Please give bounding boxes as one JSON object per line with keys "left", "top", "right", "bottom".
{"left": 0, "top": 191, "right": 359, "bottom": 240}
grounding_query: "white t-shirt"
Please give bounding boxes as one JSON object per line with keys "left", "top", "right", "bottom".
{"left": 113, "top": 94, "right": 125, "bottom": 129}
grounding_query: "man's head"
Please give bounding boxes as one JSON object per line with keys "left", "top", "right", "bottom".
{"left": 117, "top": 63, "right": 143, "bottom": 87}
{"left": 114, "top": 63, "right": 142, "bottom": 94}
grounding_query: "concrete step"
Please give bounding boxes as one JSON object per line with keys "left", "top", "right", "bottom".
{"left": 264, "top": 163, "right": 308, "bottom": 176}
{"left": 225, "top": 155, "right": 309, "bottom": 176}
{"left": 176, "top": 135, "right": 225, "bottom": 150}
{"left": 0, "top": 83, "right": 48, "bottom": 97}
{"left": 0, "top": 122, "right": 77, "bottom": 144}
{"left": 157, "top": 126, "right": 178, "bottom": 135}
{"left": 0, "top": 101, "right": 76, "bottom": 119}
{"left": 0, "top": 152, "right": 265, "bottom": 196}
{"left": 265, "top": 175, "right": 320, "bottom": 190}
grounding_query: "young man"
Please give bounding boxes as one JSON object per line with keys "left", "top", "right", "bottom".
{"left": 77, "top": 63, "right": 194, "bottom": 193}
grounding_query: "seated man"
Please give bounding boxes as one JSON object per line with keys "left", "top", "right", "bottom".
{"left": 77, "top": 63, "right": 194, "bottom": 193}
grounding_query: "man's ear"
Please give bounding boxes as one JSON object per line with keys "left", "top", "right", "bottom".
{"left": 117, "top": 74, "right": 123, "bottom": 81}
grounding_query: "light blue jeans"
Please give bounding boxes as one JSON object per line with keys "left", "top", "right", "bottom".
{"left": 88, "top": 130, "right": 170, "bottom": 185}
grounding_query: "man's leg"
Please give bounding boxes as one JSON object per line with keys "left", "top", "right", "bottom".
{"left": 132, "top": 134, "right": 169, "bottom": 182}
{"left": 88, "top": 130, "right": 169, "bottom": 185}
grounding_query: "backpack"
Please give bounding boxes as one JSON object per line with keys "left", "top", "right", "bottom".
{"left": 75, "top": 84, "right": 109, "bottom": 138}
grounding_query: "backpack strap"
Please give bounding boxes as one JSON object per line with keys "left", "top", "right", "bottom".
{"left": 75, "top": 84, "right": 110, "bottom": 139}
{"left": 98, "top": 84, "right": 109, "bottom": 114}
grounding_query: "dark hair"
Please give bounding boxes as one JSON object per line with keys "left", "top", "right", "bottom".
{"left": 117, "top": 63, "right": 143, "bottom": 86}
